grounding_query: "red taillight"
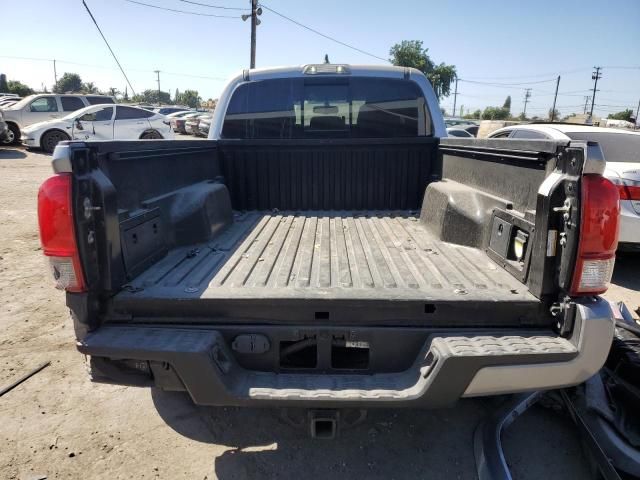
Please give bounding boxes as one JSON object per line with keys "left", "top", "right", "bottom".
{"left": 616, "top": 182, "right": 640, "bottom": 201}
{"left": 37, "top": 174, "right": 86, "bottom": 292}
{"left": 570, "top": 175, "right": 620, "bottom": 296}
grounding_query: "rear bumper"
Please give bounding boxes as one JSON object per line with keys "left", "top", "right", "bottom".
{"left": 77, "top": 298, "right": 613, "bottom": 408}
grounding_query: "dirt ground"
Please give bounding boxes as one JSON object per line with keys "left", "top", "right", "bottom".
{"left": 1, "top": 145, "right": 638, "bottom": 480}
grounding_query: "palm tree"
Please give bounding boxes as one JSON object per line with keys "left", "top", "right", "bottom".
{"left": 82, "top": 82, "right": 99, "bottom": 94}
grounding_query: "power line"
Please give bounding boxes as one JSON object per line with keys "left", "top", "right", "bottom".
{"left": 179, "top": 0, "right": 249, "bottom": 10}
{"left": 259, "top": 3, "right": 388, "bottom": 62}
{"left": 601, "top": 65, "right": 640, "bottom": 70}
{"left": 124, "top": 0, "right": 240, "bottom": 17}
{"left": 162, "top": 71, "right": 228, "bottom": 81}
{"left": 0, "top": 55, "right": 229, "bottom": 81}
{"left": 458, "top": 67, "right": 592, "bottom": 80}
{"left": 82, "top": 0, "right": 137, "bottom": 96}
{"left": 459, "top": 78, "right": 557, "bottom": 86}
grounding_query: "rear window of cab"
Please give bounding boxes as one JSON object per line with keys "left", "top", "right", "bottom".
{"left": 222, "top": 77, "right": 431, "bottom": 139}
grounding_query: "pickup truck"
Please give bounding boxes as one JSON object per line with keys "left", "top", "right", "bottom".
{"left": 37, "top": 64, "right": 619, "bottom": 421}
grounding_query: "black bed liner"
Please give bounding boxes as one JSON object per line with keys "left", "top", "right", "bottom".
{"left": 113, "top": 211, "right": 539, "bottom": 324}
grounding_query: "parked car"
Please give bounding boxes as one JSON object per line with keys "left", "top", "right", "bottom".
{"left": 488, "top": 123, "right": 640, "bottom": 251}
{"left": 0, "top": 95, "right": 22, "bottom": 103}
{"left": 172, "top": 111, "right": 203, "bottom": 134}
{"left": 0, "top": 111, "right": 9, "bottom": 144}
{"left": 185, "top": 113, "right": 209, "bottom": 135}
{"left": 0, "top": 93, "right": 19, "bottom": 101}
{"left": 21, "top": 104, "right": 173, "bottom": 153}
{"left": 161, "top": 110, "right": 192, "bottom": 127}
{"left": 152, "top": 106, "right": 189, "bottom": 115}
{"left": 462, "top": 124, "right": 479, "bottom": 137}
{"left": 37, "top": 65, "right": 617, "bottom": 433}
{"left": 446, "top": 127, "right": 474, "bottom": 137}
{"left": 1, "top": 93, "right": 115, "bottom": 145}
{"left": 196, "top": 115, "right": 212, "bottom": 137}
{"left": 0, "top": 99, "right": 21, "bottom": 108}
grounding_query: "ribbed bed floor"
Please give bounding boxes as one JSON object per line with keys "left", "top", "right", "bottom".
{"left": 118, "top": 211, "right": 534, "bottom": 303}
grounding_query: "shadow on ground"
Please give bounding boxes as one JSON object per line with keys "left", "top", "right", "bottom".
{"left": 612, "top": 252, "right": 640, "bottom": 293}
{"left": 0, "top": 147, "right": 27, "bottom": 159}
{"left": 151, "top": 389, "right": 589, "bottom": 479}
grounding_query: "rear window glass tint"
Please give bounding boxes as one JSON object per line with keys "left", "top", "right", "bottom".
{"left": 222, "top": 76, "right": 429, "bottom": 139}
{"left": 61, "top": 96, "right": 86, "bottom": 112}
{"left": 511, "top": 129, "right": 548, "bottom": 139}
{"left": 86, "top": 96, "right": 115, "bottom": 105}
{"left": 115, "top": 106, "right": 153, "bottom": 119}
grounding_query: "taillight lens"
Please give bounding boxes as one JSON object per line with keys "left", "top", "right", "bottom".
{"left": 37, "top": 174, "right": 86, "bottom": 292}
{"left": 611, "top": 177, "right": 640, "bottom": 201}
{"left": 570, "top": 175, "right": 620, "bottom": 295}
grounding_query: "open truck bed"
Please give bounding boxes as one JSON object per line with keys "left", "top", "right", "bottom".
{"left": 115, "top": 210, "right": 537, "bottom": 322}
{"left": 48, "top": 130, "right": 616, "bottom": 413}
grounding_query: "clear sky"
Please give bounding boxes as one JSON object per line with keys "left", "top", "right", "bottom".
{"left": 1, "top": 0, "right": 638, "bottom": 118}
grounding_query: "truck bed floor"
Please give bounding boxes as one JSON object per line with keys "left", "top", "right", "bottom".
{"left": 116, "top": 211, "right": 535, "bottom": 305}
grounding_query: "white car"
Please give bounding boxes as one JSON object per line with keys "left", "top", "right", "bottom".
{"left": 489, "top": 123, "right": 640, "bottom": 251}
{"left": 21, "top": 104, "right": 174, "bottom": 153}
{"left": 1, "top": 93, "right": 115, "bottom": 145}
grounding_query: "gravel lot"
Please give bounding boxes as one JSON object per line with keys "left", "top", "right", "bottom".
{"left": 1, "top": 145, "right": 638, "bottom": 480}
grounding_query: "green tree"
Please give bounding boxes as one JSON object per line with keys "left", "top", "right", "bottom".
{"left": 132, "top": 89, "right": 172, "bottom": 105}
{"left": 548, "top": 108, "right": 560, "bottom": 121}
{"left": 608, "top": 109, "right": 634, "bottom": 122}
{"left": 389, "top": 40, "right": 457, "bottom": 99}
{"left": 0, "top": 74, "right": 8, "bottom": 92}
{"left": 517, "top": 112, "right": 528, "bottom": 121}
{"left": 174, "top": 88, "right": 179, "bottom": 103}
{"left": 482, "top": 106, "right": 510, "bottom": 120}
{"left": 54, "top": 72, "right": 82, "bottom": 93}
{"left": 502, "top": 96, "right": 511, "bottom": 113}
{"left": 463, "top": 109, "right": 481, "bottom": 120}
{"left": 82, "top": 82, "right": 99, "bottom": 94}
{"left": 6, "top": 80, "right": 34, "bottom": 96}
{"left": 176, "top": 89, "right": 201, "bottom": 108}
{"left": 108, "top": 87, "right": 120, "bottom": 98}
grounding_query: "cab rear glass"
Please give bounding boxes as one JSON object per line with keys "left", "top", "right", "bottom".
{"left": 222, "top": 76, "right": 431, "bottom": 139}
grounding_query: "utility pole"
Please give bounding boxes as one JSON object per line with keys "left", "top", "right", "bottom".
{"left": 250, "top": 0, "right": 257, "bottom": 68}
{"left": 242, "top": 0, "right": 261, "bottom": 68}
{"left": 154, "top": 70, "right": 161, "bottom": 106}
{"left": 452, "top": 76, "right": 459, "bottom": 118}
{"left": 635, "top": 98, "right": 639, "bottom": 128}
{"left": 523, "top": 88, "right": 532, "bottom": 118}
{"left": 53, "top": 59, "right": 58, "bottom": 87}
{"left": 550, "top": 75, "right": 560, "bottom": 122}
{"left": 589, "top": 66, "right": 602, "bottom": 118}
